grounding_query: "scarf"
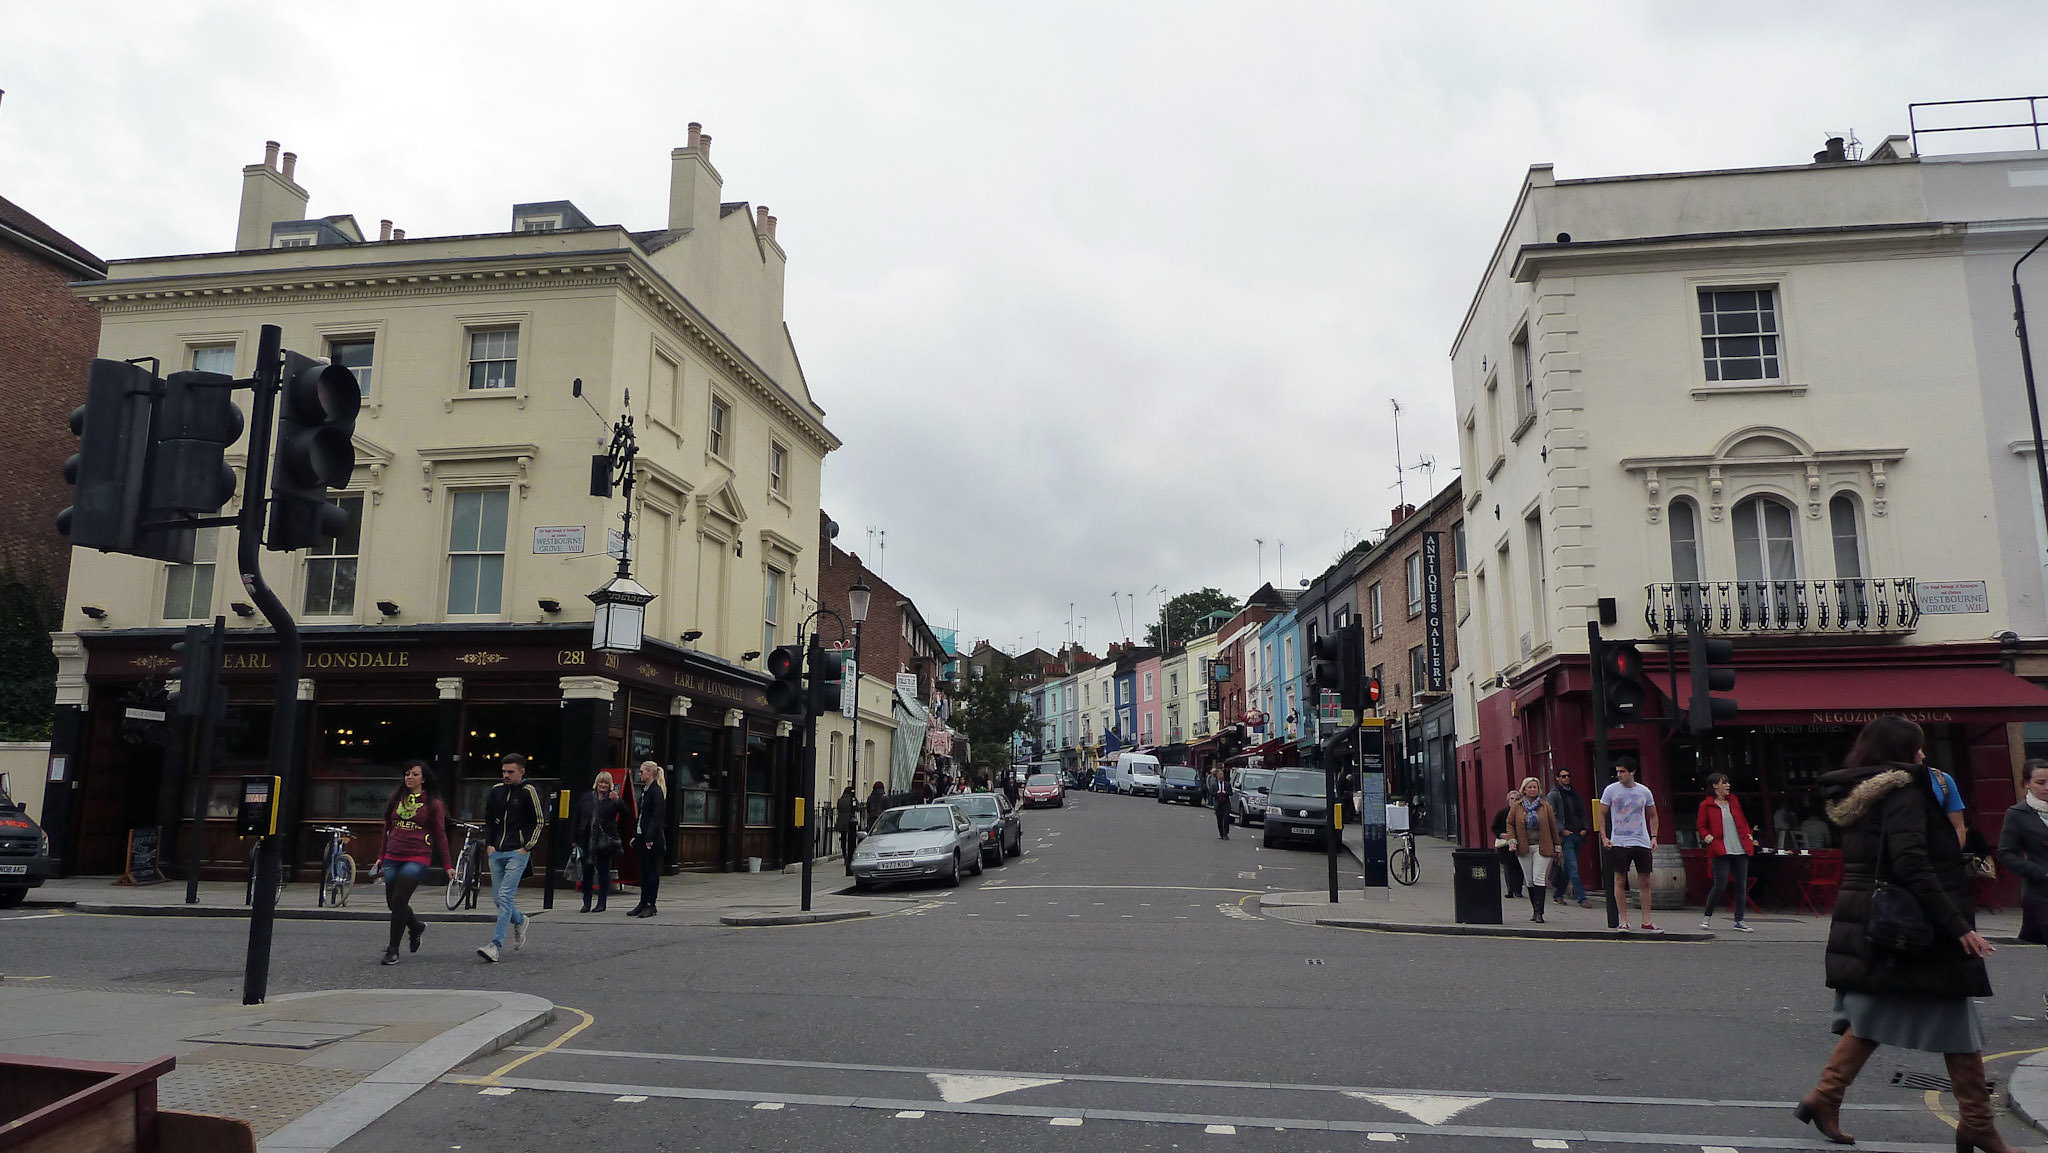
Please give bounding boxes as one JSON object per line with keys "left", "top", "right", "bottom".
{"left": 1521, "top": 795, "right": 1541, "bottom": 829}
{"left": 2027, "top": 791, "right": 2048, "bottom": 829}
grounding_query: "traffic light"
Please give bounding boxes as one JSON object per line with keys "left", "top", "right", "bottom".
{"left": 766, "top": 644, "right": 805, "bottom": 715}
{"left": 1308, "top": 630, "right": 1344, "bottom": 700}
{"left": 809, "top": 644, "right": 847, "bottom": 716}
{"left": 1594, "top": 637, "right": 1647, "bottom": 728}
{"left": 1687, "top": 619, "right": 1738, "bottom": 734}
{"left": 266, "top": 351, "right": 361, "bottom": 551}
{"left": 58, "top": 359, "right": 157, "bottom": 554}
{"left": 172, "top": 624, "right": 217, "bottom": 720}
{"left": 138, "top": 370, "right": 243, "bottom": 561}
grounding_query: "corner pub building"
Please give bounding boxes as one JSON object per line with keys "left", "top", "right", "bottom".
{"left": 43, "top": 128, "right": 838, "bottom": 880}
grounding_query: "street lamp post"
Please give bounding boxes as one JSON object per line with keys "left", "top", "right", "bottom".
{"left": 843, "top": 578, "right": 872, "bottom": 874}
{"left": 588, "top": 404, "right": 653, "bottom": 654}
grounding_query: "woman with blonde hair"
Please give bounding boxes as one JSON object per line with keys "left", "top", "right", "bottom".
{"left": 1505, "top": 776, "right": 1560, "bottom": 923}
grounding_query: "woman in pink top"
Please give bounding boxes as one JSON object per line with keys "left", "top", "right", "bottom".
{"left": 379, "top": 760, "right": 452, "bottom": 965}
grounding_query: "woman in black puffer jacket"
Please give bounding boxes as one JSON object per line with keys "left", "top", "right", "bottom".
{"left": 1795, "top": 716, "right": 2009, "bottom": 1151}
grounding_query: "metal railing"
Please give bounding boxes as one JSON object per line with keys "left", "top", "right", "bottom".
{"left": 1645, "top": 579, "right": 1920, "bottom": 636}
{"left": 1910, "top": 96, "right": 2048, "bottom": 155}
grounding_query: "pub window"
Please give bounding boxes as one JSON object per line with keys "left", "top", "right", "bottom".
{"left": 745, "top": 732, "right": 774, "bottom": 827}
{"left": 458, "top": 703, "right": 557, "bottom": 821}
{"left": 304, "top": 495, "right": 365, "bottom": 616}
{"left": 306, "top": 704, "right": 439, "bottom": 821}
{"left": 676, "top": 724, "right": 723, "bottom": 826}
{"left": 446, "top": 489, "right": 509, "bottom": 615}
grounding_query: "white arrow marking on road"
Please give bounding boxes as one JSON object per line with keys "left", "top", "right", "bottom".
{"left": 927, "top": 1073, "right": 1062, "bottom": 1103}
{"left": 1347, "top": 1093, "right": 1490, "bottom": 1125}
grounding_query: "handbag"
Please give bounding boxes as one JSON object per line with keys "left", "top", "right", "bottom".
{"left": 1865, "top": 804, "right": 1935, "bottom": 954}
{"left": 564, "top": 846, "right": 585, "bottom": 886}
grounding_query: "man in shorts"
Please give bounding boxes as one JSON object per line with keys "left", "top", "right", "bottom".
{"left": 1600, "top": 758, "right": 1659, "bottom": 931}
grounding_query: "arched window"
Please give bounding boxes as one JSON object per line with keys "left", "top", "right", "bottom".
{"left": 1830, "top": 494, "right": 1867, "bottom": 625}
{"left": 1668, "top": 499, "right": 1702, "bottom": 583}
{"left": 1733, "top": 494, "right": 1799, "bottom": 627}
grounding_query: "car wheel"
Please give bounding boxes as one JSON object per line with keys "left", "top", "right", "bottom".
{"left": 946, "top": 854, "right": 963, "bottom": 887}
{"left": 971, "top": 849, "right": 987, "bottom": 875}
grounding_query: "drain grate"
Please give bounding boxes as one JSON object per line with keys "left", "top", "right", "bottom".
{"left": 1305, "top": 958, "right": 1325, "bottom": 966}
{"left": 1891, "top": 1069, "right": 1996, "bottom": 1093}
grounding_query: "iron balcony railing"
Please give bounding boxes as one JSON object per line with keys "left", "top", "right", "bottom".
{"left": 1645, "top": 579, "right": 1920, "bottom": 636}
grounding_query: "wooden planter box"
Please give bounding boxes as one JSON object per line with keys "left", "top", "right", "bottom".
{"left": 0, "top": 1054, "right": 252, "bottom": 1153}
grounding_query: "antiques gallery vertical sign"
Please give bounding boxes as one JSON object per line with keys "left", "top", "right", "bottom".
{"left": 1422, "top": 532, "right": 1447, "bottom": 694}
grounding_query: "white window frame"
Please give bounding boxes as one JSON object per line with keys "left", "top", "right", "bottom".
{"left": 189, "top": 343, "right": 236, "bottom": 375}
{"left": 1405, "top": 553, "right": 1424, "bottom": 617}
{"left": 445, "top": 487, "right": 512, "bottom": 618}
{"left": 1510, "top": 324, "right": 1536, "bottom": 439}
{"left": 303, "top": 494, "right": 366, "bottom": 618}
{"left": 762, "top": 566, "right": 783, "bottom": 658}
{"left": 161, "top": 527, "right": 221, "bottom": 622}
{"left": 709, "top": 394, "right": 733, "bottom": 461}
{"left": 649, "top": 347, "right": 681, "bottom": 433}
{"left": 327, "top": 335, "right": 375, "bottom": 399}
{"left": 1143, "top": 671, "right": 1154, "bottom": 701}
{"left": 769, "top": 440, "right": 789, "bottom": 501}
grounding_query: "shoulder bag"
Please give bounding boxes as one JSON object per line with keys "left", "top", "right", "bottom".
{"left": 1866, "top": 799, "right": 1935, "bottom": 954}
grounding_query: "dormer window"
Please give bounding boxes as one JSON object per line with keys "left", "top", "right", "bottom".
{"left": 519, "top": 219, "right": 559, "bottom": 233}
{"left": 274, "top": 233, "right": 316, "bottom": 248}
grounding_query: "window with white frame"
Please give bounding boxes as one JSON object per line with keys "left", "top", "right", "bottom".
{"left": 163, "top": 527, "right": 220, "bottom": 620}
{"left": 1512, "top": 330, "right": 1535, "bottom": 428}
{"left": 1119, "top": 681, "right": 1130, "bottom": 705}
{"left": 1485, "top": 377, "right": 1505, "bottom": 463}
{"left": 1524, "top": 511, "right": 1547, "bottom": 636}
{"left": 519, "top": 219, "right": 558, "bottom": 232}
{"left": 1169, "top": 672, "right": 1178, "bottom": 697}
{"left": 1406, "top": 552, "right": 1424, "bottom": 616}
{"left": 1409, "top": 644, "right": 1428, "bottom": 696}
{"left": 1698, "top": 287, "right": 1782, "bottom": 382}
{"left": 1453, "top": 521, "right": 1468, "bottom": 571}
{"left": 762, "top": 568, "right": 782, "bottom": 657}
{"left": 769, "top": 441, "right": 788, "bottom": 498}
{"left": 1368, "top": 583, "right": 1383, "bottom": 637}
{"left": 709, "top": 395, "right": 731, "bottom": 458}
{"left": 651, "top": 352, "right": 678, "bottom": 426}
{"left": 190, "top": 344, "right": 236, "bottom": 375}
{"left": 329, "top": 337, "right": 374, "bottom": 397}
{"left": 304, "top": 495, "right": 364, "bottom": 615}
{"left": 1282, "top": 635, "right": 1295, "bottom": 680}
{"left": 1143, "top": 671, "right": 1154, "bottom": 701}
{"left": 1830, "top": 494, "right": 1863, "bottom": 578}
{"left": 446, "top": 489, "right": 509, "bottom": 615}
{"left": 466, "top": 328, "right": 518, "bottom": 391}
{"left": 1732, "top": 494, "right": 1798, "bottom": 582}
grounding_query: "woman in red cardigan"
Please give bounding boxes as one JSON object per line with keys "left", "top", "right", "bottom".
{"left": 379, "top": 760, "right": 453, "bottom": 965}
{"left": 1697, "top": 772, "right": 1758, "bottom": 932}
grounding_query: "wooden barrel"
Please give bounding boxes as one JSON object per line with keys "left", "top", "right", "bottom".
{"left": 1650, "top": 843, "right": 1689, "bottom": 910}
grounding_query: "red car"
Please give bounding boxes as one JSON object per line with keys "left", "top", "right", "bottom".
{"left": 1019, "top": 773, "right": 1064, "bottom": 808}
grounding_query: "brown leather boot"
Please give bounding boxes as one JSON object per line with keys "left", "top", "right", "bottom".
{"left": 1946, "top": 1052, "right": 2021, "bottom": 1153}
{"left": 1795, "top": 1031, "right": 1879, "bottom": 1144}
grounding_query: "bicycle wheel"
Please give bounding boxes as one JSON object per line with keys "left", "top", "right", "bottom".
{"left": 445, "top": 850, "right": 472, "bottom": 910}
{"left": 331, "top": 853, "right": 355, "bottom": 907}
{"left": 1390, "top": 845, "right": 1419, "bottom": 886}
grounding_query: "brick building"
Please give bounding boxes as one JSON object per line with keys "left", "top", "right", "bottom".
{"left": 0, "top": 194, "right": 106, "bottom": 590}
{"left": 813, "top": 512, "right": 947, "bottom": 797}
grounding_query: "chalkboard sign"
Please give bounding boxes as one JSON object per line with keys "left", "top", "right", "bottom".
{"left": 120, "top": 826, "right": 163, "bottom": 885}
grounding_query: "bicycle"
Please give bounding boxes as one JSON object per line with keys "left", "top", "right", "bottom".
{"left": 244, "top": 839, "right": 287, "bottom": 905}
{"left": 445, "top": 821, "right": 486, "bottom": 911}
{"left": 313, "top": 824, "right": 358, "bottom": 908}
{"left": 1389, "top": 826, "right": 1420, "bottom": 886}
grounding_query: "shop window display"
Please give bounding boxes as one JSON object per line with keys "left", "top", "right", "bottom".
{"left": 677, "top": 725, "right": 721, "bottom": 825}
{"left": 458, "top": 703, "right": 558, "bottom": 820}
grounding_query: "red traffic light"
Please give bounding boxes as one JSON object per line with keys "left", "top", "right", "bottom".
{"left": 766, "top": 647, "right": 800, "bottom": 679}
{"left": 1599, "top": 642, "right": 1643, "bottom": 681}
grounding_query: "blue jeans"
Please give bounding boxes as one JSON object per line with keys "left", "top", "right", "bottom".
{"left": 1558, "top": 833, "right": 1587, "bottom": 903}
{"left": 487, "top": 849, "right": 530, "bottom": 946}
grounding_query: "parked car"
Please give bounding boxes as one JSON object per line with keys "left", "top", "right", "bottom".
{"left": 943, "top": 792, "right": 1023, "bottom": 866}
{"left": 1156, "top": 765, "right": 1204, "bottom": 805}
{"left": 1090, "top": 765, "right": 1116, "bottom": 792}
{"left": 1262, "top": 767, "right": 1330, "bottom": 849}
{"left": 1021, "top": 773, "right": 1064, "bottom": 808}
{"left": 1114, "top": 752, "right": 1162, "bottom": 796}
{"left": 0, "top": 772, "right": 53, "bottom": 908}
{"left": 849, "top": 804, "right": 983, "bottom": 890}
{"left": 1231, "top": 766, "right": 1275, "bottom": 827}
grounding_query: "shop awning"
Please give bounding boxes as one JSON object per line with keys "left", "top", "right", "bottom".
{"left": 1726, "top": 664, "right": 2048, "bottom": 723}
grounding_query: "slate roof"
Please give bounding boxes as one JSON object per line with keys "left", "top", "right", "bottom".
{"left": 0, "top": 193, "right": 107, "bottom": 277}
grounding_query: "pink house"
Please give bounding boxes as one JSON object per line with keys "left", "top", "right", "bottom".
{"left": 1135, "top": 655, "right": 1163, "bottom": 748}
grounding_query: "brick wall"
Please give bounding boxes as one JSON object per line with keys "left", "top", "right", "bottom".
{"left": 815, "top": 515, "right": 940, "bottom": 701}
{"left": 0, "top": 242, "right": 100, "bottom": 591}
{"left": 1357, "top": 496, "right": 1464, "bottom": 714}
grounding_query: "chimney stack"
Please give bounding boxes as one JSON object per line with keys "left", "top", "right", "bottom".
{"left": 378, "top": 219, "right": 392, "bottom": 242}
{"left": 263, "top": 140, "right": 280, "bottom": 170}
{"left": 687, "top": 122, "right": 701, "bottom": 151}
{"left": 392, "top": 227, "right": 405, "bottom": 240}
{"left": 667, "top": 120, "right": 725, "bottom": 232}
{"left": 765, "top": 214, "right": 777, "bottom": 239}
{"left": 756, "top": 205, "right": 770, "bottom": 232}
{"left": 280, "top": 151, "right": 297, "bottom": 182}
{"left": 236, "top": 140, "right": 309, "bottom": 250}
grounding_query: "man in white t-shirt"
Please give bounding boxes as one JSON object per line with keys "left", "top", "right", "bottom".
{"left": 1599, "top": 758, "right": 1660, "bottom": 931}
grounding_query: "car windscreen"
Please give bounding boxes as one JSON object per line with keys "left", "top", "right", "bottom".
{"left": 946, "top": 796, "right": 1001, "bottom": 817}
{"left": 874, "top": 808, "right": 955, "bottom": 834}
{"left": 1271, "top": 769, "right": 1325, "bottom": 796}
{"left": 1027, "top": 775, "right": 1057, "bottom": 786}
{"left": 1241, "top": 769, "right": 1275, "bottom": 790}
{"left": 1162, "top": 767, "right": 1199, "bottom": 782}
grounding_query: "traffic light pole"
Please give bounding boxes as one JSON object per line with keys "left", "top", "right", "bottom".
{"left": 799, "top": 632, "right": 820, "bottom": 912}
{"left": 183, "top": 616, "right": 226, "bottom": 905}
{"left": 239, "top": 324, "right": 301, "bottom": 1006}
{"left": 1586, "top": 621, "right": 1621, "bottom": 930}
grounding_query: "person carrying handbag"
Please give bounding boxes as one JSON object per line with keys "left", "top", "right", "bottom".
{"left": 572, "top": 772, "right": 625, "bottom": 913}
{"left": 1796, "top": 716, "right": 2009, "bottom": 1152}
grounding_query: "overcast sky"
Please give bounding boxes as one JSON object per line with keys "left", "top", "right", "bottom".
{"left": 6, "top": 1, "right": 2046, "bottom": 656}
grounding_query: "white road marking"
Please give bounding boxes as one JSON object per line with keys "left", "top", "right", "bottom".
{"left": 613, "top": 1095, "right": 647, "bottom": 1103}
{"left": 0, "top": 912, "right": 66, "bottom": 920}
{"left": 1367, "top": 1135, "right": 1403, "bottom": 1143}
{"left": 1206, "top": 1123, "right": 1237, "bottom": 1134}
{"left": 479, "top": 1087, "right": 515, "bottom": 1096}
{"left": 753, "top": 1101, "right": 785, "bottom": 1110}
{"left": 1702, "top": 1146, "right": 1739, "bottom": 1153}
{"left": 1349, "top": 1093, "right": 1490, "bottom": 1125}
{"left": 1533, "top": 1141, "right": 1569, "bottom": 1150}
{"left": 1050, "top": 1117, "right": 1082, "bottom": 1126}
{"left": 928, "top": 1073, "right": 1063, "bottom": 1103}
{"left": 895, "top": 1110, "right": 925, "bottom": 1118}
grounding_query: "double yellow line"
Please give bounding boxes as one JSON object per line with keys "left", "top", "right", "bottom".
{"left": 456, "top": 1005, "right": 595, "bottom": 1087}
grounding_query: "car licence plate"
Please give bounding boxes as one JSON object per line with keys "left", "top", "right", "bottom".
{"left": 0, "top": 864, "right": 26, "bottom": 875}
{"left": 877, "top": 860, "right": 915, "bottom": 870}
{"left": 1292, "top": 826, "right": 1320, "bottom": 835}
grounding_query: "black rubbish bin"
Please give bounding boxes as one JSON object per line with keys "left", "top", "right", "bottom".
{"left": 1452, "top": 847, "right": 1503, "bottom": 925}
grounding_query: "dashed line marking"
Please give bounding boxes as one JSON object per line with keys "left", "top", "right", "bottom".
{"left": 895, "top": 1110, "right": 925, "bottom": 1118}
{"left": 1051, "top": 1117, "right": 1082, "bottom": 1126}
{"left": 1368, "top": 1135, "right": 1403, "bottom": 1143}
{"left": 613, "top": 1095, "right": 647, "bottom": 1103}
{"left": 1533, "top": 1141, "right": 1569, "bottom": 1150}
{"left": 1206, "top": 1123, "right": 1237, "bottom": 1134}
{"left": 753, "top": 1101, "right": 785, "bottom": 1110}
{"left": 479, "top": 1087, "right": 515, "bottom": 1096}
{"left": 1702, "top": 1146, "right": 1739, "bottom": 1153}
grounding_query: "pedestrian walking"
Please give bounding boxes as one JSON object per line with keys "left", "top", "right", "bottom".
{"left": 477, "top": 754, "right": 544, "bottom": 963}
{"left": 1546, "top": 768, "right": 1593, "bottom": 907}
{"left": 1491, "top": 792, "right": 1525, "bottom": 899}
{"left": 377, "top": 760, "right": 450, "bottom": 966}
{"left": 1795, "top": 716, "right": 2011, "bottom": 1152}
{"left": 1213, "top": 768, "right": 1232, "bottom": 840}
{"left": 1599, "top": 758, "right": 1659, "bottom": 931}
{"left": 866, "top": 780, "right": 889, "bottom": 827}
{"left": 1696, "top": 772, "right": 1757, "bottom": 933}
{"left": 1505, "top": 777, "right": 1559, "bottom": 922}
{"left": 1997, "top": 758, "right": 2048, "bottom": 1014}
{"left": 1003, "top": 772, "right": 1020, "bottom": 809}
{"left": 627, "top": 760, "right": 667, "bottom": 917}
{"left": 572, "top": 772, "right": 624, "bottom": 913}
{"left": 1930, "top": 764, "right": 1969, "bottom": 845}
{"left": 836, "top": 783, "right": 860, "bottom": 870}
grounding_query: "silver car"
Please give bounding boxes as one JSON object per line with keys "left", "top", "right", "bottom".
{"left": 850, "top": 804, "right": 984, "bottom": 890}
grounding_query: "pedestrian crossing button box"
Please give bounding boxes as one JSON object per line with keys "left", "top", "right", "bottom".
{"left": 237, "top": 776, "right": 280, "bottom": 837}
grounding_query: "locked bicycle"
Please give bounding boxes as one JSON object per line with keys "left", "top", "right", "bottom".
{"left": 1389, "top": 826, "right": 1420, "bottom": 886}
{"left": 445, "top": 821, "right": 486, "bottom": 910}
{"left": 313, "top": 824, "right": 358, "bottom": 907}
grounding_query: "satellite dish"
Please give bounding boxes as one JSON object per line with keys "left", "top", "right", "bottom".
{"left": 1299, "top": 579, "right": 1310, "bottom": 588}
{"left": 826, "top": 519, "right": 840, "bottom": 539}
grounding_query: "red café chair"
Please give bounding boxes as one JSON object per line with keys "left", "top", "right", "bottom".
{"left": 1798, "top": 851, "right": 1844, "bottom": 915}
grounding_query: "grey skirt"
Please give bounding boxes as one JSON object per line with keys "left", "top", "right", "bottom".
{"left": 1831, "top": 990, "right": 1984, "bottom": 1053}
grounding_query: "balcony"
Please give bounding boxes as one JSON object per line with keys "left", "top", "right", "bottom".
{"left": 1645, "top": 579, "right": 1920, "bottom": 636}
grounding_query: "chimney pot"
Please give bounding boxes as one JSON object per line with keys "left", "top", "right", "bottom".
{"left": 765, "top": 214, "right": 777, "bottom": 239}
{"left": 392, "top": 227, "right": 405, "bottom": 240}
{"left": 697, "top": 133, "right": 710, "bottom": 160}
{"left": 264, "top": 140, "right": 281, "bottom": 170}
{"left": 379, "top": 219, "right": 392, "bottom": 241}
{"left": 687, "top": 122, "right": 702, "bottom": 150}
{"left": 756, "top": 205, "right": 770, "bottom": 230}
{"left": 281, "top": 151, "right": 297, "bottom": 182}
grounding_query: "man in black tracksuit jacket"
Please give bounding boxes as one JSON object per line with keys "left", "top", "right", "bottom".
{"left": 478, "top": 754, "right": 545, "bottom": 961}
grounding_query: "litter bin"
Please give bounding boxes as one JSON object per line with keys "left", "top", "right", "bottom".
{"left": 1452, "top": 847, "right": 1503, "bottom": 925}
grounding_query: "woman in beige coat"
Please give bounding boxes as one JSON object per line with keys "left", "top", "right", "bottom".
{"left": 1505, "top": 776, "right": 1562, "bottom": 923}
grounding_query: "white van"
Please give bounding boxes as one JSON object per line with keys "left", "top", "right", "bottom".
{"left": 1113, "top": 752, "right": 1162, "bottom": 796}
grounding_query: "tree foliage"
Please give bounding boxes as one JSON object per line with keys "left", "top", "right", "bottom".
{"left": 1145, "top": 587, "right": 1240, "bottom": 649}
{"left": 0, "top": 569, "right": 59, "bottom": 741}
{"left": 951, "top": 652, "right": 1034, "bottom": 778}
